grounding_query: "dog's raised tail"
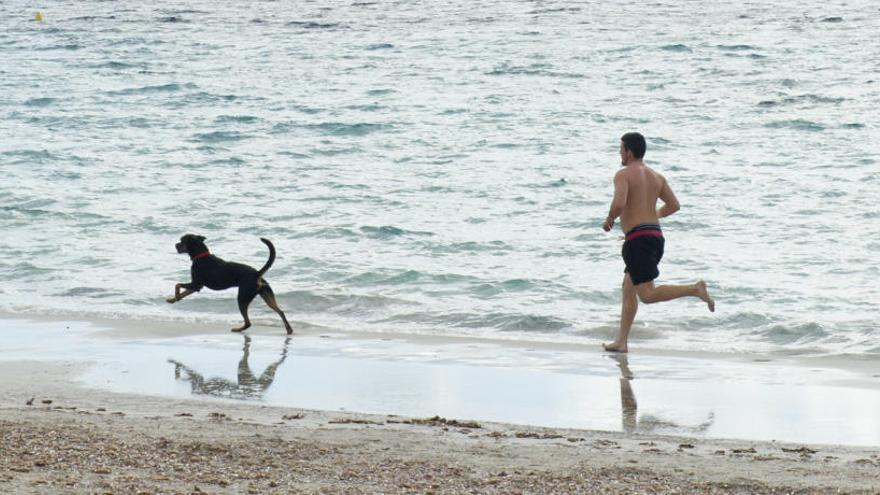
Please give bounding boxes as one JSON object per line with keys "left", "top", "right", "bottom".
{"left": 257, "top": 238, "right": 276, "bottom": 277}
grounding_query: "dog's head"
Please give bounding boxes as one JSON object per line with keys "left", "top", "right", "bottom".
{"left": 175, "top": 234, "right": 208, "bottom": 256}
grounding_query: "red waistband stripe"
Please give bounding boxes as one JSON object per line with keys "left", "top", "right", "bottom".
{"left": 625, "top": 229, "right": 663, "bottom": 241}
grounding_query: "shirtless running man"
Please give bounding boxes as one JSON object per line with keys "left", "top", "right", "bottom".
{"left": 602, "top": 132, "right": 714, "bottom": 353}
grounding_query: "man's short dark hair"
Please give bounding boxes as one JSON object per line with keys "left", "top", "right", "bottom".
{"left": 621, "top": 132, "right": 646, "bottom": 159}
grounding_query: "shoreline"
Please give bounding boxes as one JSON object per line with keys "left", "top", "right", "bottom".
{"left": 1, "top": 316, "right": 880, "bottom": 492}
{"left": 1, "top": 315, "right": 879, "bottom": 445}
{"left": 3, "top": 309, "right": 879, "bottom": 381}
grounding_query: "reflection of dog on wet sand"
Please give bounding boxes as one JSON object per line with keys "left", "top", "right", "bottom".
{"left": 169, "top": 335, "right": 290, "bottom": 400}
{"left": 167, "top": 234, "right": 293, "bottom": 334}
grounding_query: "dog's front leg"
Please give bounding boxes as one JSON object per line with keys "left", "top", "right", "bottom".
{"left": 167, "top": 283, "right": 197, "bottom": 304}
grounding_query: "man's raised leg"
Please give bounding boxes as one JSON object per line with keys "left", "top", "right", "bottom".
{"left": 635, "top": 280, "right": 715, "bottom": 312}
{"left": 604, "top": 274, "right": 638, "bottom": 353}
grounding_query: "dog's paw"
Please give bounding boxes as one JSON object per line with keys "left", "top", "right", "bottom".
{"left": 166, "top": 297, "right": 177, "bottom": 304}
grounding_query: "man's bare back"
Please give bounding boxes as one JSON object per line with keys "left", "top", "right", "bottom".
{"left": 603, "top": 140, "right": 679, "bottom": 234}
{"left": 617, "top": 165, "right": 668, "bottom": 233}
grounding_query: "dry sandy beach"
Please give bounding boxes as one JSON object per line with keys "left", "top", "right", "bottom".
{"left": 1, "top": 317, "right": 879, "bottom": 494}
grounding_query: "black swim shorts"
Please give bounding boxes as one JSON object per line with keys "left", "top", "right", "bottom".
{"left": 621, "top": 224, "right": 665, "bottom": 286}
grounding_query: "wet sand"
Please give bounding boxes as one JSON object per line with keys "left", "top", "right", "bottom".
{"left": 1, "top": 316, "right": 879, "bottom": 493}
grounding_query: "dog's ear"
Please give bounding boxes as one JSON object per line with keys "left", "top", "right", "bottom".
{"left": 196, "top": 235, "right": 206, "bottom": 242}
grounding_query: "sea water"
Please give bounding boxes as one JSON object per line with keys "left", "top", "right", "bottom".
{"left": 1, "top": 0, "right": 878, "bottom": 357}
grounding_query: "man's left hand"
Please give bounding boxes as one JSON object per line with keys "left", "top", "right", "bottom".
{"left": 602, "top": 217, "right": 614, "bottom": 232}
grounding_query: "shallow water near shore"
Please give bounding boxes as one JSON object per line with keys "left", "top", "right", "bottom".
{"left": 3, "top": 318, "right": 879, "bottom": 447}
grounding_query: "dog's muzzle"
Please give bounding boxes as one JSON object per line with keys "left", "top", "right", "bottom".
{"left": 175, "top": 242, "right": 187, "bottom": 253}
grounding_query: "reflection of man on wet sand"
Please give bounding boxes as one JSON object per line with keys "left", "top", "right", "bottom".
{"left": 169, "top": 335, "right": 290, "bottom": 400}
{"left": 609, "top": 354, "right": 713, "bottom": 435}
{"left": 602, "top": 132, "right": 715, "bottom": 353}
{"left": 612, "top": 354, "right": 638, "bottom": 434}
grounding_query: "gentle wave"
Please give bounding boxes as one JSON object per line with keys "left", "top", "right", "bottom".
{"left": 528, "top": 7, "right": 581, "bottom": 14}
{"left": 286, "top": 21, "right": 345, "bottom": 30}
{"left": 716, "top": 44, "right": 757, "bottom": 51}
{"left": 214, "top": 115, "right": 260, "bottom": 124}
{"left": 380, "top": 311, "right": 571, "bottom": 333}
{"left": 763, "top": 119, "right": 825, "bottom": 131}
{"left": 2, "top": 149, "right": 58, "bottom": 162}
{"left": 91, "top": 61, "right": 142, "bottom": 70}
{"left": 158, "top": 16, "right": 190, "bottom": 23}
{"left": 304, "top": 122, "right": 392, "bottom": 137}
{"left": 341, "top": 270, "right": 471, "bottom": 287}
{"left": 108, "top": 83, "right": 195, "bottom": 96}
{"left": 661, "top": 44, "right": 692, "bottom": 52}
{"left": 192, "top": 131, "right": 252, "bottom": 143}
{"left": 487, "top": 63, "right": 584, "bottom": 79}
{"left": 24, "top": 97, "right": 57, "bottom": 106}
{"left": 758, "top": 94, "right": 846, "bottom": 107}
{"left": 360, "top": 226, "right": 434, "bottom": 239}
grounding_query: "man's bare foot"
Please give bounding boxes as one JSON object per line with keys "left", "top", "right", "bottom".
{"left": 696, "top": 281, "right": 715, "bottom": 312}
{"left": 231, "top": 323, "right": 251, "bottom": 333}
{"left": 603, "top": 342, "right": 628, "bottom": 353}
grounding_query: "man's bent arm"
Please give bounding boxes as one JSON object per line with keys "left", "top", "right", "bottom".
{"left": 657, "top": 176, "right": 680, "bottom": 218}
{"left": 605, "top": 171, "right": 629, "bottom": 226}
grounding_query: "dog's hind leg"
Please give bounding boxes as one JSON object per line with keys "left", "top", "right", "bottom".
{"left": 259, "top": 281, "right": 293, "bottom": 335}
{"left": 232, "top": 285, "right": 259, "bottom": 333}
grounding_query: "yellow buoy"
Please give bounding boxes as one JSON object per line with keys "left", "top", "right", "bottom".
{"left": 35, "top": 11, "right": 43, "bottom": 22}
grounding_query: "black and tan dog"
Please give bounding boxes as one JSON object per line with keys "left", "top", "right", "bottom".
{"left": 167, "top": 234, "right": 293, "bottom": 334}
